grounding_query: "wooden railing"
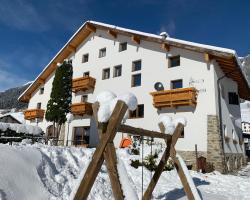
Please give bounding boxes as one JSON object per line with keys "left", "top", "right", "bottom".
{"left": 24, "top": 109, "right": 45, "bottom": 120}
{"left": 71, "top": 102, "right": 93, "bottom": 115}
{"left": 150, "top": 87, "right": 198, "bottom": 108}
{"left": 72, "top": 76, "right": 96, "bottom": 92}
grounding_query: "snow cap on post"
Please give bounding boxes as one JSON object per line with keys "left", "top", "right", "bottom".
{"left": 96, "top": 91, "right": 137, "bottom": 123}
{"left": 159, "top": 115, "right": 187, "bottom": 135}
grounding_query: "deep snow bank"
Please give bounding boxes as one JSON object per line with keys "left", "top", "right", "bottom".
{"left": 0, "top": 144, "right": 250, "bottom": 200}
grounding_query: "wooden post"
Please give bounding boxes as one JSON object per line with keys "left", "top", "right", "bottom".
{"left": 92, "top": 102, "right": 124, "bottom": 200}
{"left": 143, "top": 123, "right": 183, "bottom": 200}
{"left": 195, "top": 144, "right": 198, "bottom": 172}
{"left": 169, "top": 125, "right": 196, "bottom": 200}
{"left": 74, "top": 101, "right": 128, "bottom": 200}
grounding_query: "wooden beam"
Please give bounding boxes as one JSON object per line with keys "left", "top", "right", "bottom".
{"left": 204, "top": 53, "right": 210, "bottom": 62}
{"left": 143, "top": 123, "right": 183, "bottom": 200}
{"left": 108, "top": 29, "right": 117, "bottom": 38}
{"left": 118, "top": 124, "right": 171, "bottom": 140}
{"left": 131, "top": 35, "right": 140, "bottom": 44}
{"left": 92, "top": 103, "right": 124, "bottom": 200}
{"left": 38, "top": 78, "right": 45, "bottom": 85}
{"left": 161, "top": 43, "right": 170, "bottom": 51}
{"left": 74, "top": 101, "right": 128, "bottom": 200}
{"left": 169, "top": 124, "right": 197, "bottom": 200}
{"left": 67, "top": 44, "right": 76, "bottom": 52}
{"left": 86, "top": 23, "right": 96, "bottom": 32}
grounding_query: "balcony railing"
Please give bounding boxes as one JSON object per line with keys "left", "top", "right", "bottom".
{"left": 150, "top": 87, "right": 198, "bottom": 109}
{"left": 71, "top": 102, "right": 93, "bottom": 116}
{"left": 24, "top": 109, "right": 45, "bottom": 120}
{"left": 72, "top": 76, "right": 96, "bottom": 92}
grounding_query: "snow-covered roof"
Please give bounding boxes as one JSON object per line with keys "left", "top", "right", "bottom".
{"left": 0, "top": 112, "right": 25, "bottom": 124}
{"left": 18, "top": 20, "right": 250, "bottom": 102}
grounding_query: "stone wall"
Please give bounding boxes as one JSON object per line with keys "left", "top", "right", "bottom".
{"left": 177, "top": 150, "right": 207, "bottom": 170}
{"left": 207, "top": 115, "right": 227, "bottom": 173}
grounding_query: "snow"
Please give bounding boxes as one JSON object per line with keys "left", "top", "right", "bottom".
{"left": 0, "top": 112, "right": 25, "bottom": 124}
{"left": 96, "top": 91, "right": 138, "bottom": 123}
{"left": 159, "top": 116, "right": 187, "bottom": 135}
{"left": 117, "top": 158, "right": 138, "bottom": 200}
{"left": 0, "top": 122, "right": 43, "bottom": 135}
{"left": 0, "top": 143, "right": 250, "bottom": 200}
{"left": 176, "top": 154, "right": 201, "bottom": 200}
{"left": 240, "top": 102, "right": 250, "bottom": 123}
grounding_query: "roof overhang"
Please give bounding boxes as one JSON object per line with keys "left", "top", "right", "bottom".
{"left": 18, "top": 20, "right": 250, "bottom": 102}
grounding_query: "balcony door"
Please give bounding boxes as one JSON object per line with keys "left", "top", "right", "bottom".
{"left": 73, "top": 126, "right": 90, "bottom": 147}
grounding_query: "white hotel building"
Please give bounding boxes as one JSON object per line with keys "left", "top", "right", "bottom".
{"left": 19, "top": 21, "right": 250, "bottom": 173}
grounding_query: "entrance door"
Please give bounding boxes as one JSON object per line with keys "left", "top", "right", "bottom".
{"left": 73, "top": 126, "right": 90, "bottom": 147}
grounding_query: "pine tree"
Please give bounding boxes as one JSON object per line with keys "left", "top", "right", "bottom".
{"left": 45, "top": 60, "right": 73, "bottom": 139}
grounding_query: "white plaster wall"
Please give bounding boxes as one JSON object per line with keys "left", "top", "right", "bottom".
{"left": 26, "top": 28, "right": 242, "bottom": 154}
{"left": 64, "top": 29, "right": 219, "bottom": 151}
{"left": 213, "top": 62, "right": 244, "bottom": 154}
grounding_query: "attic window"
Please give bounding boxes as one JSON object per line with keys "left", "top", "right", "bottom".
{"left": 169, "top": 55, "right": 180, "bottom": 67}
{"left": 39, "top": 87, "right": 44, "bottom": 95}
{"left": 119, "top": 42, "right": 127, "bottom": 52}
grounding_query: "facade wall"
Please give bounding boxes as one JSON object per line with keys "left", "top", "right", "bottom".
{"left": 64, "top": 29, "right": 219, "bottom": 151}
{"left": 25, "top": 28, "right": 245, "bottom": 171}
{"left": 213, "top": 62, "right": 244, "bottom": 154}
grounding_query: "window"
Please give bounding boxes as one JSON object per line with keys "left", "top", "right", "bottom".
{"left": 169, "top": 55, "right": 180, "bottom": 67}
{"left": 180, "top": 129, "right": 184, "bottom": 138}
{"left": 113, "top": 65, "right": 122, "bottom": 77}
{"left": 81, "top": 95, "right": 88, "bottom": 102}
{"left": 171, "top": 79, "right": 183, "bottom": 89}
{"left": 37, "top": 102, "right": 41, "bottom": 109}
{"left": 73, "top": 126, "right": 90, "bottom": 146}
{"left": 82, "top": 54, "right": 89, "bottom": 63}
{"left": 39, "top": 87, "right": 44, "bottom": 95}
{"left": 228, "top": 92, "right": 239, "bottom": 105}
{"left": 83, "top": 71, "right": 90, "bottom": 77}
{"left": 132, "top": 60, "right": 141, "bottom": 71}
{"left": 131, "top": 73, "right": 141, "bottom": 87}
{"left": 119, "top": 42, "right": 127, "bottom": 52}
{"left": 129, "top": 104, "right": 144, "bottom": 118}
{"left": 99, "top": 48, "right": 106, "bottom": 58}
{"left": 102, "top": 68, "right": 110, "bottom": 80}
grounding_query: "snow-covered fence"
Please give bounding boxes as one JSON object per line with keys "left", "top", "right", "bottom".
{"left": 73, "top": 92, "right": 200, "bottom": 200}
{"left": 0, "top": 122, "right": 44, "bottom": 144}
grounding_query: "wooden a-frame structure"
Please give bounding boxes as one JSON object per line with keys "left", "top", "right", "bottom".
{"left": 74, "top": 100, "right": 198, "bottom": 200}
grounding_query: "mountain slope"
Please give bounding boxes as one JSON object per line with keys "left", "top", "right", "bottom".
{"left": 0, "top": 83, "right": 31, "bottom": 110}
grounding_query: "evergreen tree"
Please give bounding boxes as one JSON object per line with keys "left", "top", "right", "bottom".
{"left": 45, "top": 60, "right": 73, "bottom": 138}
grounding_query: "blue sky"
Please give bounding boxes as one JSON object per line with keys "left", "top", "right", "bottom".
{"left": 0, "top": 0, "right": 249, "bottom": 91}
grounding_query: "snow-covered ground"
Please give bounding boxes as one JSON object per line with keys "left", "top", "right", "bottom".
{"left": 0, "top": 143, "right": 250, "bottom": 200}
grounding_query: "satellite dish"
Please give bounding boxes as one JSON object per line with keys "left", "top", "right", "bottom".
{"left": 154, "top": 82, "right": 164, "bottom": 91}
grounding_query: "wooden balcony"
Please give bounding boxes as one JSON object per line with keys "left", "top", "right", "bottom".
{"left": 150, "top": 87, "right": 198, "bottom": 109}
{"left": 71, "top": 102, "right": 93, "bottom": 116}
{"left": 24, "top": 109, "right": 45, "bottom": 120}
{"left": 72, "top": 76, "right": 96, "bottom": 93}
